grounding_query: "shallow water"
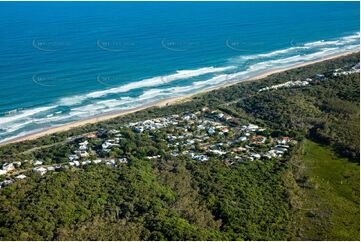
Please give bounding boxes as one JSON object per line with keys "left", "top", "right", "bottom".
{"left": 0, "top": 2, "right": 359, "bottom": 141}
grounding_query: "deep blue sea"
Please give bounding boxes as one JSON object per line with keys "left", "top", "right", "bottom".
{"left": 0, "top": 2, "right": 359, "bottom": 142}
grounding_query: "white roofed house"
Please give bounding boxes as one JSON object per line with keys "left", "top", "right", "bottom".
{"left": 0, "top": 163, "right": 16, "bottom": 176}
{"left": 251, "top": 153, "right": 261, "bottom": 160}
{"left": 33, "top": 167, "right": 47, "bottom": 175}
{"left": 193, "top": 154, "right": 209, "bottom": 162}
{"left": 0, "top": 179, "right": 14, "bottom": 188}
{"left": 246, "top": 124, "right": 259, "bottom": 132}
{"left": 33, "top": 160, "right": 43, "bottom": 166}
{"left": 232, "top": 147, "right": 247, "bottom": 153}
{"left": 55, "top": 165, "right": 63, "bottom": 171}
{"left": 315, "top": 73, "right": 326, "bottom": 80}
{"left": 119, "top": 158, "right": 128, "bottom": 164}
{"left": 224, "top": 115, "right": 233, "bottom": 120}
{"left": 182, "top": 115, "right": 191, "bottom": 121}
{"left": 79, "top": 140, "right": 88, "bottom": 146}
{"left": 79, "top": 142, "right": 88, "bottom": 151}
{"left": 15, "top": 174, "right": 27, "bottom": 179}
{"left": 209, "top": 149, "right": 226, "bottom": 156}
{"left": 109, "top": 129, "right": 121, "bottom": 134}
{"left": 333, "top": 64, "right": 359, "bottom": 76}
{"left": 147, "top": 155, "right": 161, "bottom": 160}
{"left": 208, "top": 128, "right": 216, "bottom": 135}
{"left": 187, "top": 140, "right": 195, "bottom": 145}
{"left": 202, "top": 107, "right": 210, "bottom": 112}
{"left": 237, "top": 136, "right": 247, "bottom": 142}
{"left": 81, "top": 160, "right": 92, "bottom": 166}
{"left": 2, "top": 163, "right": 15, "bottom": 173}
{"left": 266, "top": 149, "right": 278, "bottom": 158}
{"left": 78, "top": 151, "right": 89, "bottom": 158}
{"left": 69, "top": 161, "right": 80, "bottom": 167}
{"left": 47, "top": 166, "right": 56, "bottom": 171}
{"left": 105, "top": 159, "right": 116, "bottom": 167}
{"left": 275, "top": 146, "right": 288, "bottom": 153}
{"left": 68, "top": 155, "right": 78, "bottom": 161}
{"left": 102, "top": 140, "right": 120, "bottom": 151}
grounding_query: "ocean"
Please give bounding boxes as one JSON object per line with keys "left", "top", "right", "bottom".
{"left": 0, "top": 1, "right": 359, "bottom": 142}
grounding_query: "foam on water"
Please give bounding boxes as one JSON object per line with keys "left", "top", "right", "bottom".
{"left": 0, "top": 106, "right": 56, "bottom": 125}
{"left": 85, "top": 66, "right": 235, "bottom": 99}
{"left": 0, "top": 32, "right": 359, "bottom": 142}
{"left": 233, "top": 32, "right": 360, "bottom": 62}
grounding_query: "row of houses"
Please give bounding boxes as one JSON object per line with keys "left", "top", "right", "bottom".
{"left": 332, "top": 63, "right": 360, "bottom": 76}
{"left": 69, "top": 157, "right": 128, "bottom": 167}
{"left": 128, "top": 116, "right": 180, "bottom": 133}
{"left": 0, "top": 163, "right": 63, "bottom": 189}
{"left": 257, "top": 68, "right": 347, "bottom": 93}
{"left": 259, "top": 80, "right": 310, "bottom": 92}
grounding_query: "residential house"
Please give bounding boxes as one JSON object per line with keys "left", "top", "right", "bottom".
{"left": 278, "top": 136, "right": 290, "bottom": 144}
{"left": 119, "top": 158, "right": 128, "bottom": 164}
{"left": 251, "top": 135, "right": 266, "bottom": 144}
{"left": 193, "top": 154, "right": 209, "bottom": 162}
{"left": 47, "top": 166, "right": 56, "bottom": 171}
{"left": 33, "top": 167, "right": 47, "bottom": 175}
{"left": 68, "top": 155, "right": 78, "bottom": 161}
{"left": 208, "top": 128, "right": 216, "bottom": 135}
{"left": 81, "top": 160, "right": 92, "bottom": 165}
{"left": 15, "top": 174, "right": 27, "bottom": 179}
{"left": 2, "top": 163, "right": 15, "bottom": 173}
{"left": 33, "top": 160, "right": 43, "bottom": 166}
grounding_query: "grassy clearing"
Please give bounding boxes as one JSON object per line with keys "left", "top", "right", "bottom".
{"left": 293, "top": 139, "right": 359, "bottom": 240}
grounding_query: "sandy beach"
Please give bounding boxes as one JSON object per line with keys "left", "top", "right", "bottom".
{"left": 0, "top": 50, "right": 358, "bottom": 146}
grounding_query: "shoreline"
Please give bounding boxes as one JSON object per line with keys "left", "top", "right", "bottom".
{"left": 0, "top": 50, "right": 358, "bottom": 146}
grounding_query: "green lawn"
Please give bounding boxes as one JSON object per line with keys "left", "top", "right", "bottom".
{"left": 295, "top": 139, "right": 360, "bottom": 240}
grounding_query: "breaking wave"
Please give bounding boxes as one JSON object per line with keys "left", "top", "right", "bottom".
{"left": 0, "top": 32, "right": 359, "bottom": 142}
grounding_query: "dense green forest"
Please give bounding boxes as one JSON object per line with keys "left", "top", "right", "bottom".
{"left": 0, "top": 53, "right": 359, "bottom": 240}
{"left": 239, "top": 73, "right": 360, "bottom": 160}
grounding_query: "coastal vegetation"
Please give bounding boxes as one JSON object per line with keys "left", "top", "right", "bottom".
{"left": 0, "top": 53, "right": 359, "bottom": 240}
{"left": 287, "top": 139, "right": 359, "bottom": 240}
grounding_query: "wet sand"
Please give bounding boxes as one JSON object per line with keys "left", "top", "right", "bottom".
{"left": 0, "top": 51, "right": 358, "bottom": 146}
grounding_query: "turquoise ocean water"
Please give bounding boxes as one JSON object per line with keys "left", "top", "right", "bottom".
{"left": 0, "top": 2, "right": 359, "bottom": 142}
